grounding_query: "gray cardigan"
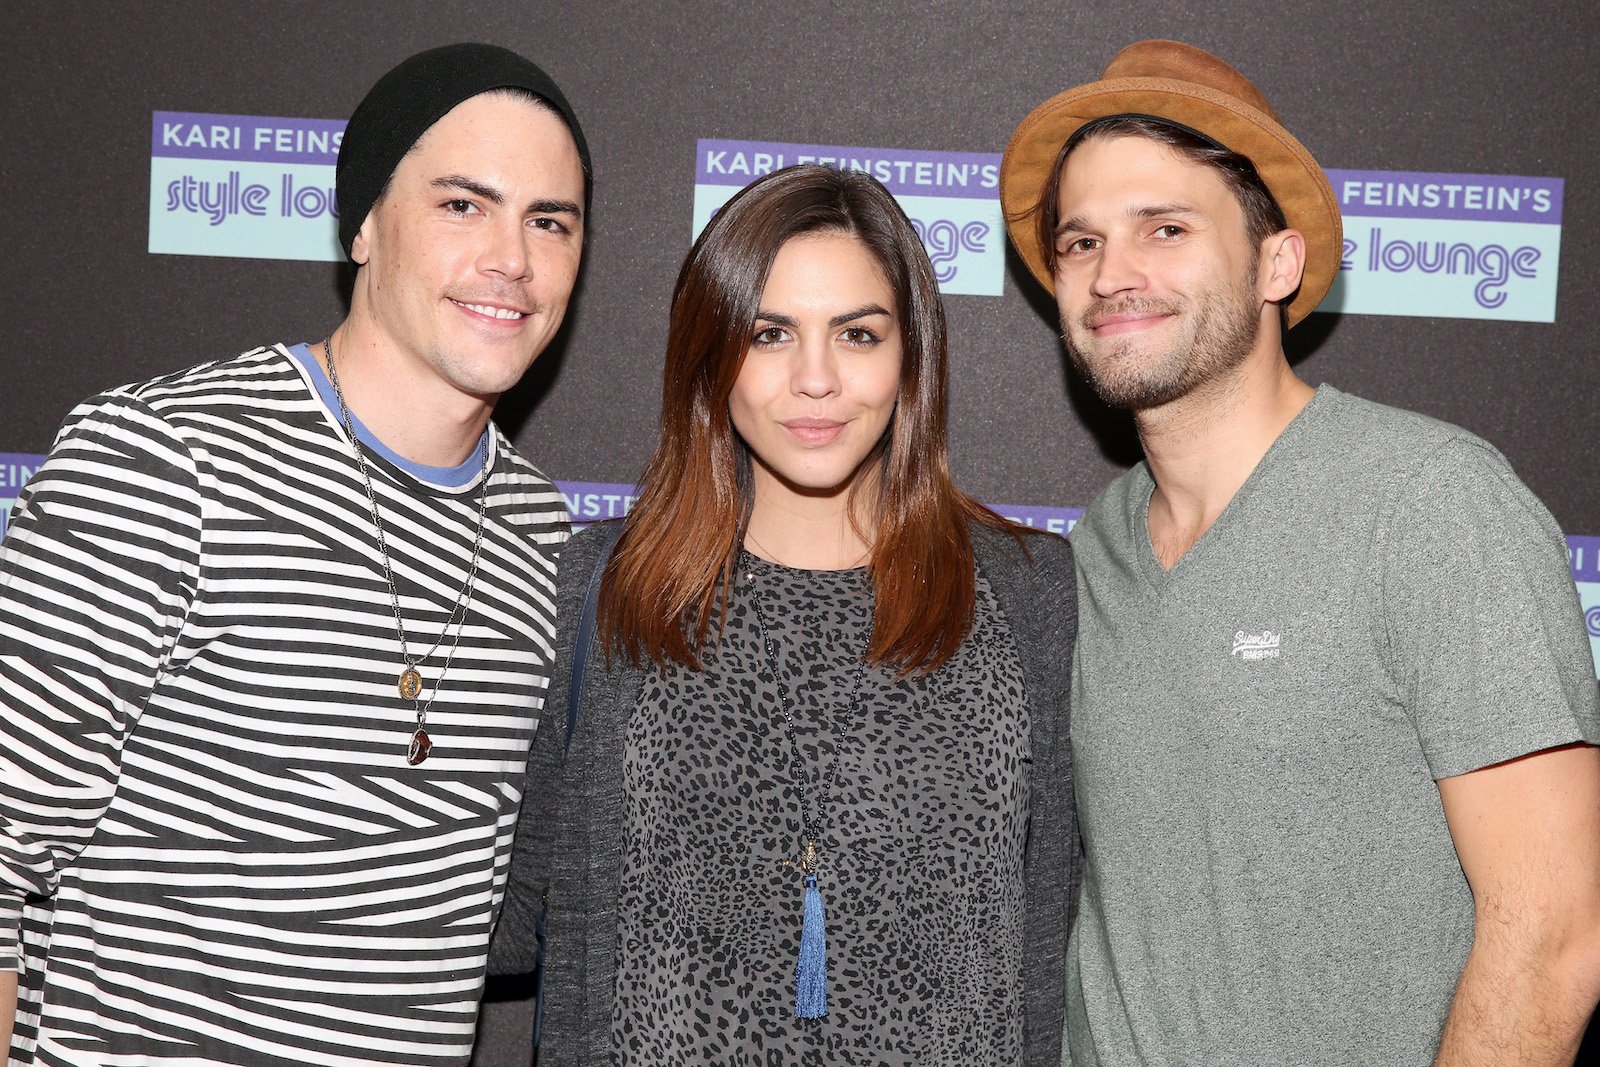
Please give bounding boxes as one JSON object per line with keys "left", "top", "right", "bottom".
{"left": 490, "top": 521, "right": 1080, "bottom": 1066}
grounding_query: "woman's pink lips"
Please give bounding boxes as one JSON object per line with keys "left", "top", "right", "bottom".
{"left": 782, "top": 418, "right": 846, "bottom": 445}
{"left": 1091, "top": 311, "right": 1172, "bottom": 336}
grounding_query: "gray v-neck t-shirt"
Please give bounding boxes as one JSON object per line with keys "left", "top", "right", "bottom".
{"left": 1066, "top": 386, "right": 1599, "bottom": 1065}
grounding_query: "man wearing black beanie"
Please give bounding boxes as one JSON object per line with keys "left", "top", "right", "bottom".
{"left": 1, "top": 44, "right": 588, "bottom": 1066}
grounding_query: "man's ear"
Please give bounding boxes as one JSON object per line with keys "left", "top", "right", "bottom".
{"left": 350, "top": 207, "right": 377, "bottom": 266}
{"left": 1259, "top": 228, "right": 1306, "bottom": 304}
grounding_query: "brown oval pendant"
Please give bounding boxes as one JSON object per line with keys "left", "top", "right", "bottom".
{"left": 407, "top": 728, "right": 432, "bottom": 765}
{"left": 399, "top": 667, "right": 423, "bottom": 700}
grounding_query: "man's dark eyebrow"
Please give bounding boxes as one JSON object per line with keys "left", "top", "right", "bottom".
{"left": 432, "top": 175, "right": 503, "bottom": 205}
{"left": 1055, "top": 215, "right": 1090, "bottom": 239}
{"left": 1055, "top": 203, "right": 1204, "bottom": 239}
{"left": 430, "top": 179, "right": 582, "bottom": 223}
{"left": 1131, "top": 202, "right": 1203, "bottom": 221}
{"left": 528, "top": 198, "right": 583, "bottom": 222}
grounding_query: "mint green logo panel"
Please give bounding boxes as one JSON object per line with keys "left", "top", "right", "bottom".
{"left": 1573, "top": 537, "right": 1600, "bottom": 677}
{"left": 693, "top": 140, "right": 1004, "bottom": 296}
{"left": 1320, "top": 169, "right": 1563, "bottom": 323}
{"left": 149, "top": 112, "right": 344, "bottom": 262}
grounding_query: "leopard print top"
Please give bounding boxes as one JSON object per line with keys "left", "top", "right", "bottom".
{"left": 612, "top": 551, "right": 1031, "bottom": 1064}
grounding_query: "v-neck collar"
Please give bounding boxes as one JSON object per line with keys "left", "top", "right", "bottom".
{"left": 1132, "top": 384, "right": 1337, "bottom": 593}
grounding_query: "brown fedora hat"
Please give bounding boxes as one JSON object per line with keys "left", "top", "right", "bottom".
{"left": 999, "top": 39, "right": 1342, "bottom": 327}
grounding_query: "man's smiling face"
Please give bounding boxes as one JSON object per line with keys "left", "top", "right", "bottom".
{"left": 1051, "top": 133, "right": 1267, "bottom": 411}
{"left": 351, "top": 90, "right": 586, "bottom": 405}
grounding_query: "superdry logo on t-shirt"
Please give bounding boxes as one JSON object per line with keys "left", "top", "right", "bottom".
{"left": 1231, "top": 630, "right": 1282, "bottom": 660}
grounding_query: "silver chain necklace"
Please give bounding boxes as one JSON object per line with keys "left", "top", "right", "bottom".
{"left": 323, "top": 337, "right": 490, "bottom": 765}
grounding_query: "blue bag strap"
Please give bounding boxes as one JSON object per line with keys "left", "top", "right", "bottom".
{"left": 566, "top": 520, "right": 624, "bottom": 753}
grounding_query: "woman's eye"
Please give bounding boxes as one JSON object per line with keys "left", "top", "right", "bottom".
{"left": 753, "top": 326, "right": 786, "bottom": 345}
{"left": 841, "top": 327, "right": 879, "bottom": 345}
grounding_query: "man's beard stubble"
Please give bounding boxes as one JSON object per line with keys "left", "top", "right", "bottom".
{"left": 1062, "top": 277, "right": 1262, "bottom": 412}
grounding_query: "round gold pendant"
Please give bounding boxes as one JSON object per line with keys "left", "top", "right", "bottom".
{"left": 398, "top": 667, "right": 423, "bottom": 700}
{"left": 407, "top": 728, "right": 432, "bottom": 765}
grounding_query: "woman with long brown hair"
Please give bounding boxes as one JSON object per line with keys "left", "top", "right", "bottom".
{"left": 491, "top": 164, "right": 1078, "bottom": 1065}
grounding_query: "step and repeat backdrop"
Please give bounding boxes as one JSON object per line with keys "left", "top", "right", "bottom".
{"left": 3, "top": 1, "right": 1596, "bottom": 1061}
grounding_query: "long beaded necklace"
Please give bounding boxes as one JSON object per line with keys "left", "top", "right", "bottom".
{"left": 743, "top": 554, "right": 874, "bottom": 1019}
{"left": 323, "top": 337, "right": 489, "bottom": 765}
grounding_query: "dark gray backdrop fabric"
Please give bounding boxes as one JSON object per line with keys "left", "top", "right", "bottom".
{"left": 2, "top": 2, "right": 1595, "bottom": 1063}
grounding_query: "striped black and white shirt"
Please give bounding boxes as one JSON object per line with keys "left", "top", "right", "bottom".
{"left": 0, "top": 345, "right": 567, "bottom": 1066}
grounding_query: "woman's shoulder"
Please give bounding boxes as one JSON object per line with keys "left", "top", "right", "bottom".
{"left": 970, "top": 520, "right": 1075, "bottom": 582}
{"left": 968, "top": 523, "right": 1078, "bottom": 711}
{"left": 970, "top": 521, "right": 1077, "bottom": 650}
{"left": 556, "top": 519, "right": 625, "bottom": 594}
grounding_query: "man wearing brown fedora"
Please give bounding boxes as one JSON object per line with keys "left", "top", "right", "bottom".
{"left": 1000, "top": 39, "right": 1600, "bottom": 1066}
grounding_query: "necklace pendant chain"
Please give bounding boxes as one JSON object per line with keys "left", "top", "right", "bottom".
{"left": 324, "top": 338, "right": 490, "bottom": 765}
{"left": 744, "top": 562, "right": 873, "bottom": 876}
{"left": 746, "top": 560, "right": 871, "bottom": 1023}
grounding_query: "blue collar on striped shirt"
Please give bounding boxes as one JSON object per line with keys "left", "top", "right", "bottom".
{"left": 287, "top": 343, "right": 489, "bottom": 490}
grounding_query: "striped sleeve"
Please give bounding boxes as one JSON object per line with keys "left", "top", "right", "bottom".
{"left": 0, "top": 392, "right": 202, "bottom": 969}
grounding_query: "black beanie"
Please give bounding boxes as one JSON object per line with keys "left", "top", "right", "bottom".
{"left": 336, "top": 42, "right": 592, "bottom": 260}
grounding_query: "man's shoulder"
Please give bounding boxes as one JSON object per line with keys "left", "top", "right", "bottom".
{"left": 1308, "top": 386, "right": 1506, "bottom": 478}
{"left": 488, "top": 432, "right": 558, "bottom": 488}
{"left": 1070, "top": 462, "right": 1150, "bottom": 552}
{"left": 53, "top": 345, "right": 303, "bottom": 449}
{"left": 84, "top": 345, "right": 302, "bottom": 415}
{"left": 483, "top": 433, "right": 570, "bottom": 539}
{"left": 1272, "top": 389, "right": 1572, "bottom": 603}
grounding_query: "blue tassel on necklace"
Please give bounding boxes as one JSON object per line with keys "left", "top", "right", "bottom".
{"left": 796, "top": 871, "right": 828, "bottom": 1018}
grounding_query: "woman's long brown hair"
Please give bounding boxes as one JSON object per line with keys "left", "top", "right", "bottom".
{"left": 600, "top": 164, "right": 1020, "bottom": 675}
